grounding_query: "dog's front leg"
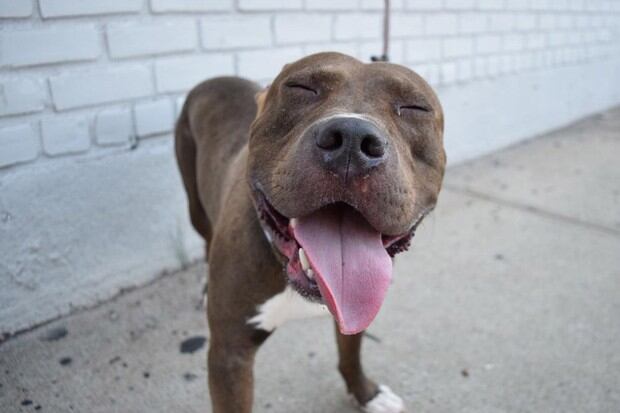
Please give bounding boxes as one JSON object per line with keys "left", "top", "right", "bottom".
{"left": 207, "top": 332, "right": 261, "bottom": 413}
{"left": 335, "top": 325, "right": 379, "bottom": 405}
{"left": 335, "top": 324, "right": 405, "bottom": 413}
{"left": 205, "top": 272, "right": 273, "bottom": 413}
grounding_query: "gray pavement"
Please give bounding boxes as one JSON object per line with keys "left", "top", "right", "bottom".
{"left": 1, "top": 107, "right": 619, "bottom": 413}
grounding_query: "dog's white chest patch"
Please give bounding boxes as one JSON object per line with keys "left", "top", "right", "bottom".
{"left": 247, "top": 286, "right": 329, "bottom": 331}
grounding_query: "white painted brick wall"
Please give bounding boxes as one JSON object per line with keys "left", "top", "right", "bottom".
{"left": 1, "top": 0, "right": 618, "bottom": 171}
{"left": 238, "top": 47, "right": 304, "bottom": 80}
{"left": 107, "top": 21, "right": 198, "bottom": 59}
{"left": 155, "top": 54, "right": 235, "bottom": 92}
{"left": 134, "top": 98, "right": 174, "bottom": 137}
{"left": 50, "top": 66, "right": 153, "bottom": 110}
{"left": 0, "top": 124, "right": 38, "bottom": 168}
{"left": 95, "top": 107, "right": 133, "bottom": 146}
{"left": 41, "top": 117, "right": 90, "bottom": 156}
{"left": 238, "top": 0, "right": 303, "bottom": 11}
{"left": 274, "top": 14, "right": 332, "bottom": 44}
{"left": 0, "top": 1, "right": 33, "bottom": 18}
{"left": 306, "top": 0, "right": 358, "bottom": 10}
{"left": 39, "top": 0, "right": 142, "bottom": 18}
{"left": 0, "top": 25, "right": 100, "bottom": 67}
{"left": 151, "top": 0, "right": 233, "bottom": 13}
{"left": 200, "top": 16, "right": 272, "bottom": 49}
{"left": 1, "top": 0, "right": 620, "bottom": 334}
{"left": 0, "top": 78, "right": 46, "bottom": 117}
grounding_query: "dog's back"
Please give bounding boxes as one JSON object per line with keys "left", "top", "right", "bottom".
{"left": 175, "top": 77, "right": 260, "bottom": 248}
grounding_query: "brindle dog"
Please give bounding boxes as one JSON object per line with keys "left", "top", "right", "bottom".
{"left": 175, "top": 52, "right": 446, "bottom": 413}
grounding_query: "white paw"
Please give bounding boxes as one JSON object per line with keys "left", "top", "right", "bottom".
{"left": 360, "top": 385, "right": 405, "bottom": 413}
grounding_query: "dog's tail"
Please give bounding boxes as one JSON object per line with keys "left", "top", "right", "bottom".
{"left": 174, "top": 100, "right": 212, "bottom": 258}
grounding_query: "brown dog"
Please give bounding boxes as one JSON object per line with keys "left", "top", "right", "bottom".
{"left": 175, "top": 52, "right": 446, "bottom": 413}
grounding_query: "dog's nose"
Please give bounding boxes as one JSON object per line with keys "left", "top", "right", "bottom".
{"left": 314, "top": 117, "right": 388, "bottom": 179}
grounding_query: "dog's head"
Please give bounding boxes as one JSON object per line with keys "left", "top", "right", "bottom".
{"left": 248, "top": 52, "right": 446, "bottom": 334}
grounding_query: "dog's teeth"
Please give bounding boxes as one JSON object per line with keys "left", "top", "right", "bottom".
{"left": 306, "top": 268, "right": 314, "bottom": 280}
{"left": 299, "top": 248, "right": 310, "bottom": 271}
{"left": 290, "top": 218, "right": 298, "bottom": 228}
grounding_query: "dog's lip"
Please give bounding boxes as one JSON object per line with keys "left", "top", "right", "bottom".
{"left": 251, "top": 186, "right": 323, "bottom": 300}
{"left": 250, "top": 184, "right": 420, "bottom": 257}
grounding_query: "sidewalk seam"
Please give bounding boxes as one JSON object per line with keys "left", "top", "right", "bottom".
{"left": 443, "top": 184, "right": 620, "bottom": 238}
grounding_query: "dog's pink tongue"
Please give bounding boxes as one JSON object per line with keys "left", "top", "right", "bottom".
{"left": 292, "top": 206, "right": 392, "bottom": 335}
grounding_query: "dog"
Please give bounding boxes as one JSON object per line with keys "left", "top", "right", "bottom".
{"left": 175, "top": 52, "right": 446, "bottom": 413}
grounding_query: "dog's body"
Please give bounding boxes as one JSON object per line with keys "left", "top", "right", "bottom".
{"left": 175, "top": 53, "right": 446, "bottom": 413}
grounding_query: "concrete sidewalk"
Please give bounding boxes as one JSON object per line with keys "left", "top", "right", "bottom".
{"left": 1, "top": 107, "right": 619, "bottom": 413}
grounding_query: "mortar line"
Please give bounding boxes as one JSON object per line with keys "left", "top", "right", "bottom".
{"left": 443, "top": 184, "right": 620, "bottom": 238}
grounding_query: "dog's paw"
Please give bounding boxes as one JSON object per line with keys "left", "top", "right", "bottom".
{"left": 359, "top": 385, "right": 405, "bottom": 413}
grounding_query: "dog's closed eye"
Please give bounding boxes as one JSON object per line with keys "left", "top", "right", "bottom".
{"left": 397, "top": 104, "right": 431, "bottom": 115}
{"left": 285, "top": 82, "right": 318, "bottom": 95}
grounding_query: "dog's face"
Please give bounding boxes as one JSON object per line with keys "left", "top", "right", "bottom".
{"left": 248, "top": 52, "right": 446, "bottom": 334}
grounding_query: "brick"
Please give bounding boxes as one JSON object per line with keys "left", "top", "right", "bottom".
{"left": 50, "top": 66, "right": 153, "bottom": 110}
{"left": 201, "top": 16, "right": 272, "bottom": 49}
{"left": 238, "top": 0, "right": 302, "bottom": 10}
{"left": 476, "top": 34, "right": 502, "bottom": 54}
{"left": 304, "top": 43, "right": 359, "bottom": 58}
{"left": 489, "top": 13, "right": 516, "bottom": 32}
{"left": 95, "top": 107, "right": 133, "bottom": 146}
{"left": 391, "top": 14, "right": 424, "bottom": 38}
{"left": 0, "top": 1, "right": 33, "bottom": 17}
{"left": 0, "top": 25, "right": 99, "bottom": 67}
{"left": 515, "top": 52, "right": 533, "bottom": 71}
{"left": 503, "top": 34, "right": 525, "bottom": 51}
{"left": 41, "top": 117, "right": 90, "bottom": 156}
{"left": 459, "top": 13, "right": 488, "bottom": 34}
{"left": 538, "top": 14, "right": 556, "bottom": 29}
{"left": 151, "top": 0, "right": 233, "bottom": 12}
{"left": 334, "top": 13, "right": 383, "bottom": 40}
{"left": 456, "top": 59, "right": 473, "bottom": 82}
{"left": 499, "top": 54, "right": 514, "bottom": 74}
{"left": 442, "top": 37, "right": 474, "bottom": 58}
{"left": 473, "top": 56, "right": 486, "bottom": 78}
{"left": 444, "top": 0, "right": 476, "bottom": 10}
{"left": 134, "top": 99, "right": 174, "bottom": 137}
{"left": 361, "top": 0, "right": 404, "bottom": 9}
{"left": 274, "top": 14, "right": 332, "bottom": 44}
{"left": 486, "top": 55, "right": 500, "bottom": 76}
{"left": 405, "top": 0, "right": 442, "bottom": 10}
{"left": 0, "top": 124, "right": 38, "bottom": 168}
{"left": 306, "top": 0, "right": 357, "bottom": 9}
{"left": 440, "top": 61, "right": 457, "bottom": 84}
{"left": 410, "top": 63, "right": 440, "bottom": 85}
{"left": 0, "top": 78, "right": 46, "bottom": 117}
{"left": 39, "top": 0, "right": 141, "bottom": 18}
{"left": 406, "top": 38, "right": 441, "bottom": 63}
{"left": 426, "top": 14, "right": 458, "bottom": 36}
{"left": 237, "top": 47, "right": 304, "bottom": 80}
{"left": 155, "top": 54, "right": 234, "bottom": 93}
{"left": 515, "top": 13, "right": 537, "bottom": 30}
{"left": 476, "top": 0, "right": 504, "bottom": 10}
{"left": 505, "top": 0, "right": 530, "bottom": 10}
{"left": 107, "top": 21, "right": 197, "bottom": 59}
{"left": 557, "top": 14, "right": 576, "bottom": 30}
{"left": 549, "top": 31, "right": 568, "bottom": 47}
{"left": 526, "top": 32, "right": 546, "bottom": 49}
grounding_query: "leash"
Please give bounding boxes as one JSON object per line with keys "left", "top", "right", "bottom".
{"left": 371, "top": 0, "right": 391, "bottom": 62}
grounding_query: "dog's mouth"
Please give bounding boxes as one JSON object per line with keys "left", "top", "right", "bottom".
{"left": 252, "top": 188, "right": 422, "bottom": 335}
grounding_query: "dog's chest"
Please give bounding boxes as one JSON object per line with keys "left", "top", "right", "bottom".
{"left": 247, "top": 286, "right": 329, "bottom": 331}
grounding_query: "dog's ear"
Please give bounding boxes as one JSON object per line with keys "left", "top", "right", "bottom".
{"left": 255, "top": 86, "right": 270, "bottom": 117}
